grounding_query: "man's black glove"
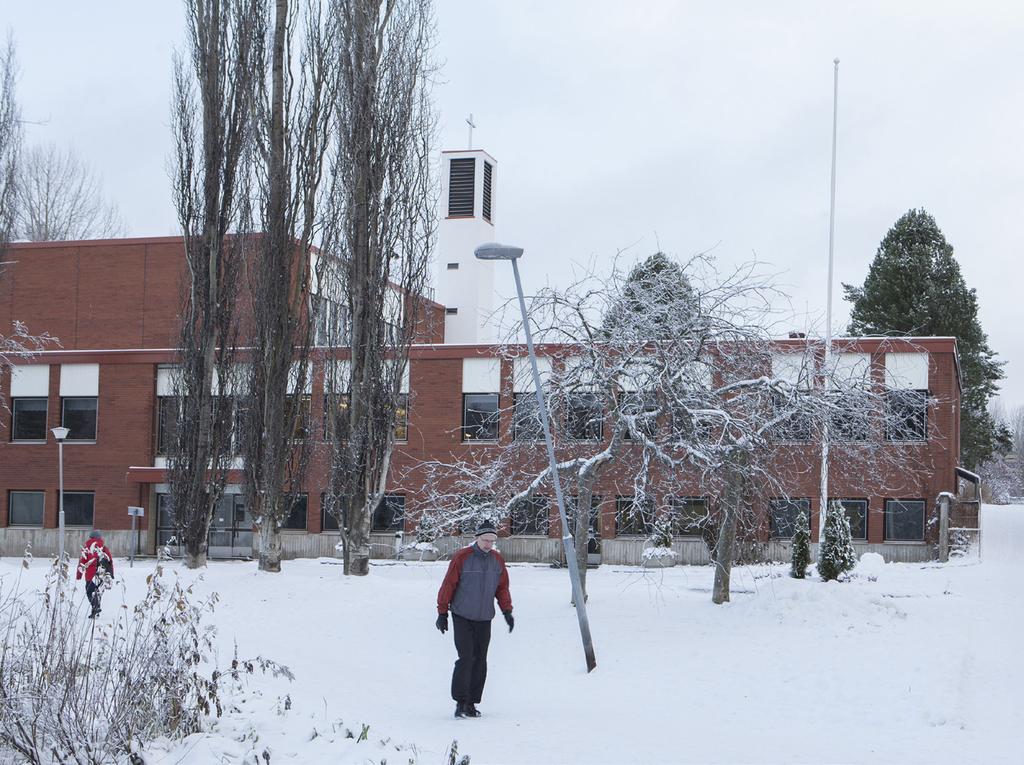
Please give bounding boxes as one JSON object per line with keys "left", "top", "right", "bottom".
{"left": 436, "top": 613, "right": 448, "bottom": 634}
{"left": 503, "top": 611, "right": 514, "bottom": 633}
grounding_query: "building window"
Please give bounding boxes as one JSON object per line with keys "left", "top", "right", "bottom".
{"left": 9, "top": 491, "right": 45, "bottom": 526}
{"left": 325, "top": 393, "right": 350, "bottom": 440}
{"left": 446, "top": 262, "right": 459, "bottom": 270}
{"left": 372, "top": 494, "right": 405, "bottom": 532}
{"left": 837, "top": 499, "right": 868, "bottom": 540}
{"left": 885, "top": 499, "right": 925, "bottom": 541}
{"left": 62, "top": 492, "right": 95, "bottom": 527}
{"left": 313, "top": 296, "right": 350, "bottom": 347}
{"left": 622, "top": 392, "right": 658, "bottom": 440}
{"left": 667, "top": 497, "right": 709, "bottom": 537}
{"left": 769, "top": 498, "right": 810, "bottom": 539}
{"left": 513, "top": 393, "right": 544, "bottom": 441}
{"left": 771, "top": 393, "right": 812, "bottom": 442}
{"left": 394, "top": 393, "right": 409, "bottom": 441}
{"left": 321, "top": 493, "right": 347, "bottom": 532}
{"left": 671, "top": 407, "right": 716, "bottom": 445}
{"left": 510, "top": 495, "right": 549, "bottom": 535}
{"left": 448, "top": 157, "right": 475, "bottom": 217}
{"left": 156, "top": 493, "right": 180, "bottom": 548}
{"left": 62, "top": 397, "right": 98, "bottom": 440}
{"left": 462, "top": 393, "right": 499, "bottom": 441}
{"left": 830, "top": 392, "right": 871, "bottom": 442}
{"left": 286, "top": 394, "right": 311, "bottom": 440}
{"left": 11, "top": 397, "right": 47, "bottom": 441}
{"left": 567, "top": 393, "right": 603, "bottom": 441}
{"left": 886, "top": 389, "right": 927, "bottom": 441}
{"left": 156, "top": 396, "right": 181, "bottom": 455}
{"left": 445, "top": 307, "right": 458, "bottom": 315}
{"left": 283, "top": 494, "right": 308, "bottom": 531}
{"left": 615, "top": 496, "right": 654, "bottom": 537}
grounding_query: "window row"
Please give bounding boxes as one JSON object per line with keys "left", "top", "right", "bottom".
{"left": 155, "top": 394, "right": 409, "bottom": 455}
{"left": 467, "top": 390, "right": 930, "bottom": 444}
{"left": 9, "top": 397, "right": 98, "bottom": 442}
{"left": 767, "top": 389, "right": 929, "bottom": 443}
{"left": 5, "top": 490, "right": 95, "bottom": 527}
{"left": 768, "top": 498, "right": 927, "bottom": 542}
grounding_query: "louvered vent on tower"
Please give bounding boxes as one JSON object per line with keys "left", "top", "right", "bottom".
{"left": 482, "top": 161, "right": 493, "bottom": 222}
{"left": 448, "top": 158, "right": 475, "bottom": 217}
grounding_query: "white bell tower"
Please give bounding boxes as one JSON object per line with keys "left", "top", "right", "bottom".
{"left": 435, "top": 148, "right": 498, "bottom": 344}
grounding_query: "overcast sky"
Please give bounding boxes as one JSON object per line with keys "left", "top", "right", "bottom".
{"left": 7, "top": 1, "right": 1023, "bottom": 410}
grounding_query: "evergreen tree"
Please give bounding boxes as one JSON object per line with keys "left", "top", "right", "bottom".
{"left": 843, "top": 209, "right": 1010, "bottom": 468}
{"left": 602, "top": 252, "right": 702, "bottom": 341}
{"left": 818, "top": 500, "right": 856, "bottom": 581}
{"left": 790, "top": 509, "right": 810, "bottom": 579}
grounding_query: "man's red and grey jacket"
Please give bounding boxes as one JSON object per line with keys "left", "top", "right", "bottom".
{"left": 437, "top": 543, "right": 512, "bottom": 622}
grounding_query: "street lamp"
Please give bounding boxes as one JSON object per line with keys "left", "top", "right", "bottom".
{"left": 51, "top": 426, "right": 69, "bottom": 567}
{"left": 474, "top": 242, "right": 597, "bottom": 672}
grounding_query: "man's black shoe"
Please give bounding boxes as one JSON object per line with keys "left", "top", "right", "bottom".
{"left": 464, "top": 703, "right": 481, "bottom": 717}
{"left": 454, "top": 702, "right": 466, "bottom": 719}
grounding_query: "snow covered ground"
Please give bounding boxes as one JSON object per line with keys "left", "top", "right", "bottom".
{"left": 3, "top": 505, "right": 1023, "bottom": 764}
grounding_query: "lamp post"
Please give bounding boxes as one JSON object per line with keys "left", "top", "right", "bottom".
{"left": 474, "top": 242, "right": 597, "bottom": 672}
{"left": 51, "top": 426, "right": 69, "bottom": 567}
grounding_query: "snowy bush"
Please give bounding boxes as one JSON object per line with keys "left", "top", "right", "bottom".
{"left": 0, "top": 558, "right": 291, "bottom": 764}
{"left": 790, "top": 509, "right": 810, "bottom": 579}
{"left": 819, "top": 500, "right": 856, "bottom": 581}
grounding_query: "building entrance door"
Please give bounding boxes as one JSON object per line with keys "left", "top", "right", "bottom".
{"left": 155, "top": 491, "right": 253, "bottom": 559}
{"left": 208, "top": 494, "right": 253, "bottom": 558}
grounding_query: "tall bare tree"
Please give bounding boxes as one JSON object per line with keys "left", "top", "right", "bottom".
{"left": 0, "top": 36, "right": 55, "bottom": 415}
{"left": 321, "top": 0, "right": 436, "bottom": 577}
{"left": 239, "top": 0, "right": 338, "bottom": 572}
{"left": 167, "top": 0, "right": 261, "bottom": 569}
{"left": 14, "top": 143, "right": 127, "bottom": 241}
{"left": 0, "top": 34, "right": 17, "bottom": 249}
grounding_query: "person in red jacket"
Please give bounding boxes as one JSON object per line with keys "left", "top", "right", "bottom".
{"left": 76, "top": 530, "right": 114, "bottom": 618}
{"left": 436, "top": 519, "right": 514, "bottom": 719}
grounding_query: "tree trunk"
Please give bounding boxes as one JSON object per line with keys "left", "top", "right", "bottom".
{"left": 258, "top": 522, "right": 282, "bottom": 573}
{"left": 184, "top": 543, "right": 208, "bottom": 569}
{"left": 573, "top": 484, "right": 596, "bottom": 602}
{"left": 344, "top": 501, "right": 373, "bottom": 576}
{"left": 712, "top": 501, "right": 736, "bottom": 604}
{"left": 713, "top": 457, "right": 748, "bottom": 604}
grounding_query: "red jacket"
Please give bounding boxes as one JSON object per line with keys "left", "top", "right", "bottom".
{"left": 437, "top": 544, "right": 512, "bottom": 619}
{"left": 76, "top": 538, "right": 114, "bottom": 582}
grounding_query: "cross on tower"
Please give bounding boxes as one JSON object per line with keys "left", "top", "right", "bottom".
{"left": 466, "top": 113, "right": 476, "bottom": 149}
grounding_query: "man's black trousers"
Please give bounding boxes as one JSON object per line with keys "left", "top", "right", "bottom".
{"left": 85, "top": 580, "right": 102, "bottom": 613}
{"left": 450, "top": 614, "right": 492, "bottom": 704}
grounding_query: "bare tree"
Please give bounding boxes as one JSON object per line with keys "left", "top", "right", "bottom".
{"left": 1, "top": 36, "right": 55, "bottom": 418}
{"left": 167, "top": 0, "right": 261, "bottom": 569}
{"left": 321, "top": 0, "right": 437, "bottom": 577}
{"left": 14, "top": 142, "right": 127, "bottom": 241}
{"left": 413, "top": 252, "right": 938, "bottom": 604}
{"left": 0, "top": 33, "right": 17, "bottom": 248}
{"left": 239, "top": 0, "right": 338, "bottom": 572}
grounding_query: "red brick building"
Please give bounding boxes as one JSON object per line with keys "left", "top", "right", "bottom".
{"left": 0, "top": 234, "right": 962, "bottom": 564}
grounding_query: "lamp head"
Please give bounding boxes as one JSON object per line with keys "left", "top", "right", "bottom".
{"left": 474, "top": 242, "right": 523, "bottom": 261}
{"left": 51, "top": 426, "right": 70, "bottom": 442}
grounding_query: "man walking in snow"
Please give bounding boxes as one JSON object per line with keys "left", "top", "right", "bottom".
{"left": 76, "top": 530, "right": 114, "bottom": 618}
{"left": 436, "top": 520, "right": 514, "bottom": 719}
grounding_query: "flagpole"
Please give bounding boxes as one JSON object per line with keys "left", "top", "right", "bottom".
{"left": 819, "top": 58, "right": 839, "bottom": 558}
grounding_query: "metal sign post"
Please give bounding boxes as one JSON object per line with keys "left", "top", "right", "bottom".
{"left": 128, "top": 506, "right": 144, "bottom": 567}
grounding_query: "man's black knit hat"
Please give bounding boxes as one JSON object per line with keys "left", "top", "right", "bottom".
{"left": 474, "top": 520, "right": 498, "bottom": 537}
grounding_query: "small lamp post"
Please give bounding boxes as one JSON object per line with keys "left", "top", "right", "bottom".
{"left": 51, "top": 426, "right": 69, "bottom": 566}
{"left": 474, "top": 242, "right": 597, "bottom": 672}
